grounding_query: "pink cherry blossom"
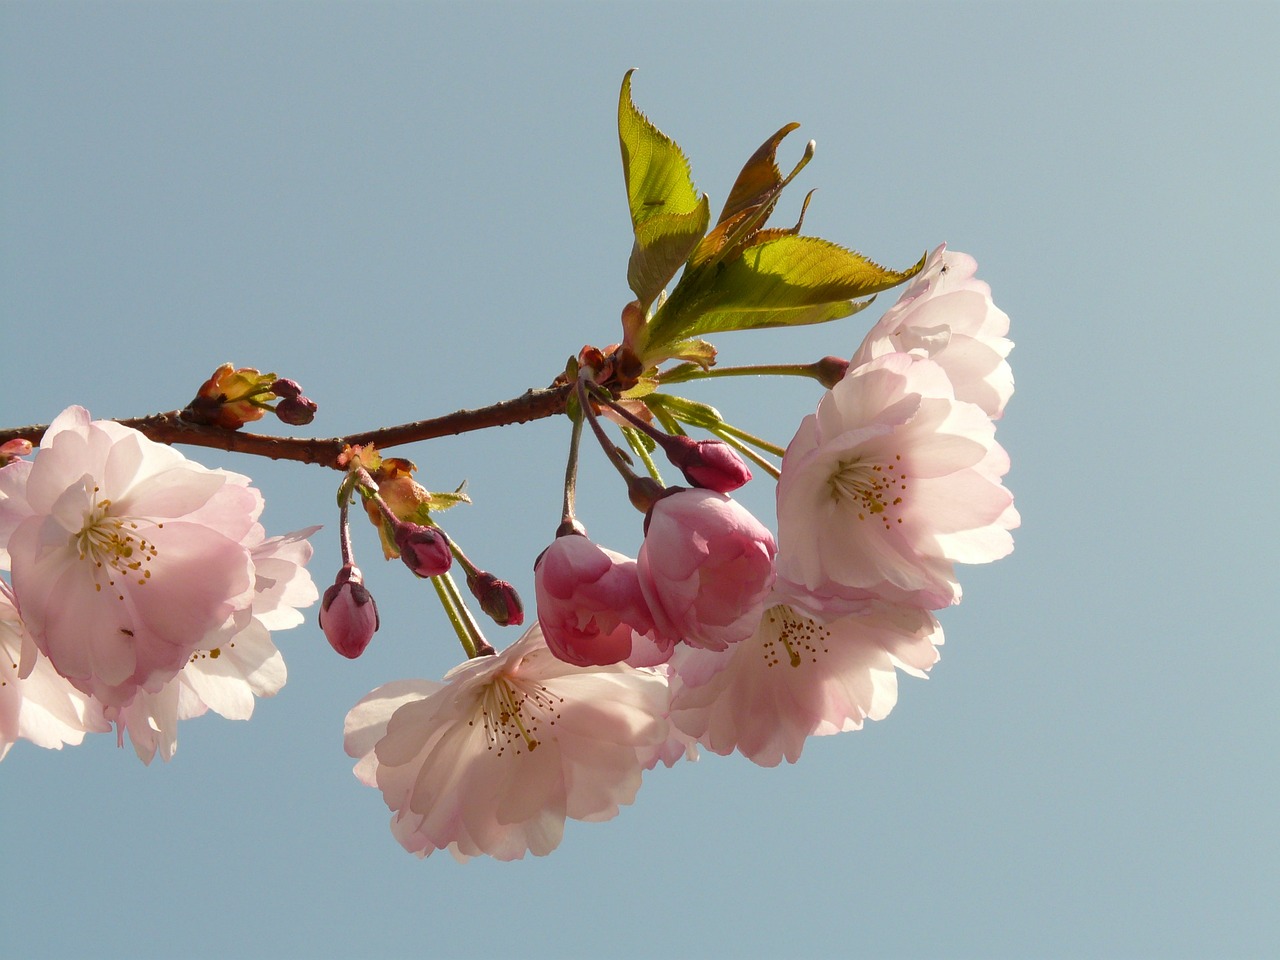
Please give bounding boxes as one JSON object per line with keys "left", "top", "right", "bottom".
{"left": 535, "top": 533, "right": 662, "bottom": 667}
{"left": 343, "top": 622, "right": 670, "bottom": 861}
{"left": 669, "top": 597, "right": 942, "bottom": 767}
{"left": 776, "top": 354, "right": 1017, "bottom": 612}
{"left": 637, "top": 488, "right": 777, "bottom": 651}
{"left": 109, "top": 528, "right": 318, "bottom": 764}
{"left": 0, "top": 406, "right": 262, "bottom": 707}
{"left": 1, "top": 578, "right": 110, "bottom": 760}
{"left": 852, "top": 244, "right": 1014, "bottom": 419}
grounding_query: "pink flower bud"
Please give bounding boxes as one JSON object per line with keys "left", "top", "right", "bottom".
{"left": 664, "top": 436, "right": 752, "bottom": 493}
{"left": 394, "top": 523, "right": 452, "bottom": 578}
{"left": 535, "top": 533, "right": 666, "bottom": 667}
{"left": 637, "top": 488, "right": 777, "bottom": 652}
{"left": 466, "top": 570, "right": 524, "bottom": 626}
{"left": 320, "top": 565, "right": 379, "bottom": 659}
{"left": 0, "top": 438, "right": 33, "bottom": 465}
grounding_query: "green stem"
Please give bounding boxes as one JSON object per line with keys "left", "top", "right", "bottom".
{"left": 560, "top": 406, "right": 584, "bottom": 527}
{"left": 658, "top": 361, "right": 831, "bottom": 385}
{"left": 430, "top": 574, "right": 475, "bottom": 659}
{"left": 710, "top": 421, "right": 786, "bottom": 458}
{"left": 622, "top": 426, "right": 665, "bottom": 485}
{"left": 710, "top": 428, "right": 781, "bottom": 480}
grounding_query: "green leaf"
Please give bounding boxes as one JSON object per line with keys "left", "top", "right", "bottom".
{"left": 618, "top": 70, "right": 710, "bottom": 308}
{"left": 650, "top": 393, "right": 725, "bottom": 429}
{"left": 661, "top": 337, "right": 718, "bottom": 369}
{"left": 645, "top": 237, "right": 927, "bottom": 346}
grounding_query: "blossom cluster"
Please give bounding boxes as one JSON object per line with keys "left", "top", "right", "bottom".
{"left": 344, "top": 245, "right": 1017, "bottom": 859}
{"left": 0, "top": 407, "right": 318, "bottom": 763}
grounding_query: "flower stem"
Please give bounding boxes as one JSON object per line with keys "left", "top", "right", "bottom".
{"left": 431, "top": 572, "right": 489, "bottom": 659}
{"left": 560, "top": 405, "right": 584, "bottom": 529}
{"left": 621, "top": 426, "right": 665, "bottom": 484}
{"left": 709, "top": 428, "right": 781, "bottom": 480}
{"left": 658, "top": 361, "right": 834, "bottom": 385}
{"left": 709, "top": 421, "right": 786, "bottom": 458}
{"left": 576, "top": 378, "right": 639, "bottom": 485}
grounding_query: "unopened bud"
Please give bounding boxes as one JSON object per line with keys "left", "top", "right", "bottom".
{"left": 184, "top": 363, "right": 272, "bottom": 429}
{"left": 664, "top": 436, "right": 752, "bottom": 493}
{"left": 395, "top": 523, "right": 453, "bottom": 578}
{"left": 0, "top": 438, "right": 34, "bottom": 466}
{"left": 270, "top": 377, "right": 303, "bottom": 400}
{"left": 627, "top": 475, "right": 666, "bottom": 515}
{"left": 276, "top": 395, "right": 318, "bottom": 426}
{"left": 467, "top": 571, "right": 524, "bottom": 627}
{"left": 813, "top": 355, "right": 850, "bottom": 389}
{"left": 319, "top": 565, "right": 379, "bottom": 658}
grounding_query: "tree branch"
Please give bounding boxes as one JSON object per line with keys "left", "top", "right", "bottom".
{"left": 0, "top": 384, "right": 574, "bottom": 470}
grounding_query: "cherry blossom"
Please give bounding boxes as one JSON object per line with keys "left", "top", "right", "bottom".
{"left": 109, "top": 528, "right": 318, "bottom": 764}
{"left": 535, "top": 533, "right": 661, "bottom": 667}
{"left": 775, "top": 354, "right": 1017, "bottom": 612}
{"left": 344, "top": 622, "right": 670, "bottom": 861}
{"left": 0, "top": 406, "right": 262, "bottom": 707}
{"left": 851, "top": 244, "right": 1014, "bottom": 419}
{"left": 637, "top": 488, "right": 777, "bottom": 651}
{"left": 1, "top": 578, "right": 109, "bottom": 760}
{"left": 670, "top": 596, "right": 942, "bottom": 767}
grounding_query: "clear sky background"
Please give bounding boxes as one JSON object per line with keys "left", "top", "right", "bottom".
{"left": 2, "top": 3, "right": 1276, "bottom": 958}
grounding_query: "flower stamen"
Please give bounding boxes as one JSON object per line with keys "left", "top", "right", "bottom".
{"left": 74, "top": 490, "right": 161, "bottom": 599}
{"left": 760, "top": 605, "right": 831, "bottom": 669}
{"left": 478, "top": 677, "right": 564, "bottom": 756}
{"left": 828, "top": 455, "right": 908, "bottom": 531}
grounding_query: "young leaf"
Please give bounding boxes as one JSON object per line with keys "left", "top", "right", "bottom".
{"left": 646, "top": 237, "right": 927, "bottom": 346}
{"left": 717, "top": 122, "right": 802, "bottom": 226}
{"left": 618, "top": 70, "right": 710, "bottom": 309}
{"left": 687, "top": 125, "right": 813, "bottom": 270}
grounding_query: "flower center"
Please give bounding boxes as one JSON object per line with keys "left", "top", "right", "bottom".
{"left": 759, "top": 605, "right": 830, "bottom": 670}
{"left": 74, "top": 489, "right": 161, "bottom": 601}
{"left": 475, "top": 677, "right": 564, "bottom": 756}
{"left": 828, "top": 454, "right": 907, "bottom": 530}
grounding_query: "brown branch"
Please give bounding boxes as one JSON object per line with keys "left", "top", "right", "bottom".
{"left": 0, "top": 384, "right": 574, "bottom": 470}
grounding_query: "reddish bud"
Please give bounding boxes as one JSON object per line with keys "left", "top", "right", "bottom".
{"left": 395, "top": 523, "right": 453, "bottom": 578}
{"left": 270, "top": 377, "right": 303, "bottom": 399}
{"left": 813, "top": 355, "right": 850, "bottom": 389}
{"left": 664, "top": 436, "right": 752, "bottom": 493}
{"left": 319, "top": 565, "right": 379, "bottom": 658}
{"left": 0, "top": 438, "right": 33, "bottom": 466}
{"left": 276, "top": 395, "right": 318, "bottom": 425}
{"left": 467, "top": 571, "right": 524, "bottom": 627}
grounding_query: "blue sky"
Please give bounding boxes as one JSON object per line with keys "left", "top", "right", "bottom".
{"left": 2, "top": 3, "right": 1276, "bottom": 958}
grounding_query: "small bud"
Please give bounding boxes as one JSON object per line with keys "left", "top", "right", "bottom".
{"left": 467, "top": 571, "right": 524, "bottom": 627}
{"left": 813, "top": 355, "right": 850, "bottom": 389}
{"left": 395, "top": 523, "right": 453, "bottom": 578}
{"left": 184, "top": 363, "right": 273, "bottom": 429}
{"left": 319, "top": 565, "right": 379, "bottom": 659}
{"left": 0, "top": 438, "right": 34, "bottom": 466}
{"left": 627, "top": 475, "right": 667, "bottom": 515}
{"left": 270, "top": 377, "right": 303, "bottom": 400}
{"left": 664, "top": 436, "right": 752, "bottom": 493}
{"left": 276, "top": 395, "right": 318, "bottom": 426}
